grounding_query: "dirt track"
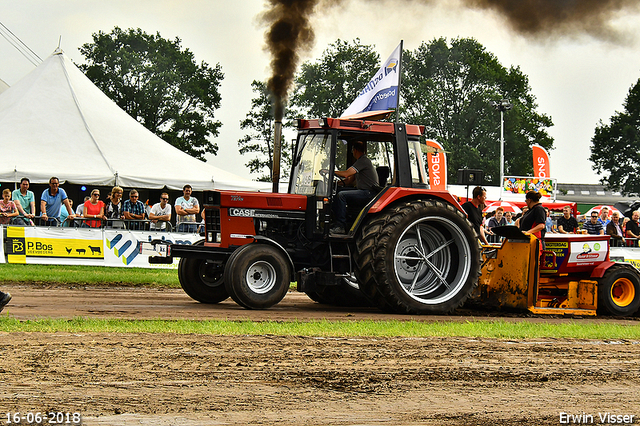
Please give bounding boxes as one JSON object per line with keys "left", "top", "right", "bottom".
{"left": 2, "top": 284, "right": 640, "bottom": 426}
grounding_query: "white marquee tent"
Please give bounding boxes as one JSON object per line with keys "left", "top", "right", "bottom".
{"left": 0, "top": 78, "right": 8, "bottom": 95}
{"left": 0, "top": 49, "right": 268, "bottom": 191}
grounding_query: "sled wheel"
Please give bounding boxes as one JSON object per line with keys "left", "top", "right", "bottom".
{"left": 598, "top": 264, "right": 640, "bottom": 316}
{"left": 224, "top": 244, "right": 291, "bottom": 309}
{"left": 356, "top": 200, "right": 481, "bottom": 314}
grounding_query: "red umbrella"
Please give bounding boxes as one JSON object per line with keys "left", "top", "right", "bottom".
{"left": 585, "top": 205, "right": 620, "bottom": 218}
{"left": 483, "top": 201, "right": 522, "bottom": 214}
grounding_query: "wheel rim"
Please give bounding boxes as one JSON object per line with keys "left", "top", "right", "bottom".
{"left": 611, "top": 277, "right": 635, "bottom": 307}
{"left": 245, "top": 260, "right": 277, "bottom": 294}
{"left": 198, "top": 260, "right": 224, "bottom": 288}
{"left": 394, "top": 216, "right": 472, "bottom": 305}
{"left": 343, "top": 273, "right": 360, "bottom": 290}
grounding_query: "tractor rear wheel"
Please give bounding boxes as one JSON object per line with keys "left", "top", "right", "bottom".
{"left": 356, "top": 200, "right": 480, "bottom": 314}
{"left": 224, "top": 244, "right": 291, "bottom": 309}
{"left": 178, "top": 251, "right": 229, "bottom": 304}
{"left": 597, "top": 264, "right": 640, "bottom": 316}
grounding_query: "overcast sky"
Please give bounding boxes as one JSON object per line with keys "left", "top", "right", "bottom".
{"left": 2, "top": 0, "right": 639, "bottom": 185}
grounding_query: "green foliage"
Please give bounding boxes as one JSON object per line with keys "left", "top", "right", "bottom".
{"left": 290, "top": 39, "right": 380, "bottom": 118}
{"left": 402, "top": 37, "right": 554, "bottom": 184}
{"left": 79, "top": 27, "right": 224, "bottom": 160}
{"left": 590, "top": 79, "right": 640, "bottom": 195}
{"left": 238, "top": 81, "right": 292, "bottom": 181}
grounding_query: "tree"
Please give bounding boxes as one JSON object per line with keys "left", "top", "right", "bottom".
{"left": 239, "top": 81, "right": 291, "bottom": 181}
{"left": 79, "top": 27, "right": 224, "bottom": 160}
{"left": 401, "top": 37, "right": 554, "bottom": 185}
{"left": 290, "top": 39, "right": 380, "bottom": 118}
{"left": 590, "top": 79, "right": 640, "bottom": 195}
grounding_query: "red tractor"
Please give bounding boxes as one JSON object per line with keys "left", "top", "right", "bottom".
{"left": 147, "top": 113, "right": 481, "bottom": 314}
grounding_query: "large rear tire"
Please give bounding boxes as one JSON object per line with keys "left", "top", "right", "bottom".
{"left": 597, "top": 264, "right": 640, "bottom": 316}
{"left": 224, "top": 244, "right": 291, "bottom": 309}
{"left": 178, "top": 255, "right": 229, "bottom": 304}
{"left": 356, "top": 200, "right": 480, "bottom": 314}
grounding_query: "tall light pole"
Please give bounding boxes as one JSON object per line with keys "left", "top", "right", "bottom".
{"left": 491, "top": 99, "right": 512, "bottom": 199}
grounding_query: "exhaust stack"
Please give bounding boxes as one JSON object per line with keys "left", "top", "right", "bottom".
{"left": 272, "top": 119, "right": 283, "bottom": 193}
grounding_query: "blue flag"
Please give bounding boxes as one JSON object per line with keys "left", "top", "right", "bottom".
{"left": 341, "top": 43, "right": 402, "bottom": 118}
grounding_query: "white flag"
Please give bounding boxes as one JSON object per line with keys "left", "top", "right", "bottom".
{"left": 341, "top": 43, "right": 402, "bottom": 118}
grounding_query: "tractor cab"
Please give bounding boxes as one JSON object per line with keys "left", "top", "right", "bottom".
{"left": 290, "top": 115, "right": 429, "bottom": 236}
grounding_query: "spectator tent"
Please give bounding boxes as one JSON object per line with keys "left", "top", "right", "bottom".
{"left": 0, "top": 49, "right": 267, "bottom": 191}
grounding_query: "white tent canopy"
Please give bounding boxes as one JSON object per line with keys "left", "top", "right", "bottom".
{"left": 0, "top": 50, "right": 268, "bottom": 191}
{"left": 0, "top": 78, "right": 8, "bottom": 95}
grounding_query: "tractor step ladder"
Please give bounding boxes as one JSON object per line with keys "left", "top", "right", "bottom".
{"left": 329, "top": 241, "right": 352, "bottom": 274}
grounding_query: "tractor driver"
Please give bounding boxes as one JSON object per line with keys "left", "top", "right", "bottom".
{"left": 329, "top": 140, "right": 379, "bottom": 234}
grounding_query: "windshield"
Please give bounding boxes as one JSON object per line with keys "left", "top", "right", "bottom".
{"left": 291, "top": 133, "right": 332, "bottom": 196}
{"left": 409, "top": 138, "right": 429, "bottom": 185}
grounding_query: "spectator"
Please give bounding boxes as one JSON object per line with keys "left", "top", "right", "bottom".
{"left": 462, "top": 186, "right": 489, "bottom": 245}
{"left": 519, "top": 191, "right": 546, "bottom": 240}
{"left": 12, "top": 177, "right": 36, "bottom": 225}
{"left": 83, "top": 189, "right": 105, "bottom": 228}
{"left": 198, "top": 207, "right": 206, "bottom": 234}
{"left": 557, "top": 205, "right": 579, "bottom": 234}
{"left": 544, "top": 207, "right": 555, "bottom": 234}
{"left": 519, "top": 191, "right": 547, "bottom": 252}
{"left": 583, "top": 211, "right": 604, "bottom": 235}
{"left": 76, "top": 196, "right": 90, "bottom": 216}
{"left": 123, "top": 189, "right": 146, "bottom": 230}
{"left": 514, "top": 206, "right": 529, "bottom": 229}
{"left": 0, "top": 189, "right": 19, "bottom": 224}
{"left": 598, "top": 207, "right": 611, "bottom": 227}
{"left": 40, "top": 177, "right": 75, "bottom": 226}
{"left": 175, "top": 184, "right": 200, "bottom": 233}
{"left": 504, "top": 211, "right": 515, "bottom": 225}
{"left": 105, "top": 186, "right": 124, "bottom": 228}
{"left": 60, "top": 199, "right": 73, "bottom": 227}
{"left": 0, "top": 290, "right": 10, "bottom": 313}
{"left": 486, "top": 208, "right": 505, "bottom": 229}
{"left": 625, "top": 211, "right": 640, "bottom": 247}
{"left": 483, "top": 211, "right": 494, "bottom": 228}
{"left": 606, "top": 211, "right": 625, "bottom": 247}
{"left": 149, "top": 193, "right": 172, "bottom": 231}
{"left": 486, "top": 207, "right": 506, "bottom": 244}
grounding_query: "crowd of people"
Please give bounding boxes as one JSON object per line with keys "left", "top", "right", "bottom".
{"left": 0, "top": 177, "right": 202, "bottom": 232}
{"left": 462, "top": 186, "right": 640, "bottom": 247}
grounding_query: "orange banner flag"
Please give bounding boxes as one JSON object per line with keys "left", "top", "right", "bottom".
{"left": 532, "top": 144, "right": 551, "bottom": 178}
{"left": 425, "top": 139, "right": 447, "bottom": 190}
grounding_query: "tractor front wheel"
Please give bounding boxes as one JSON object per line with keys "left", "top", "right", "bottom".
{"left": 597, "top": 264, "right": 640, "bottom": 316}
{"left": 224, "top": 244, "right": 291, "bottom": 309}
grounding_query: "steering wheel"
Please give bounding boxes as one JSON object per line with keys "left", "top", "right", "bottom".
{"left": 320, "top": 169, "right": 347, "bottom": 194}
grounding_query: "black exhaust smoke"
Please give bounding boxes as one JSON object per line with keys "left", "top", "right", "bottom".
{"left": 259, "top": 0, "right": 639, "bottom": 190}
{"left": 462, "top": 0, "right": 639, "bottom": 41}
{"left": 261, "top": 0, "right": 318, "bottom": 122}
{"left": 261, "top": 0, "right": 320, "bottom": 191}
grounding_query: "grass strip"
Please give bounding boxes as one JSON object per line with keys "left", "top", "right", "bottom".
{"left": 1, "top": 317, "right": 640, "bottom": 340}
{"left": 0, "top": 264, "right": 179, "bottom": 288}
